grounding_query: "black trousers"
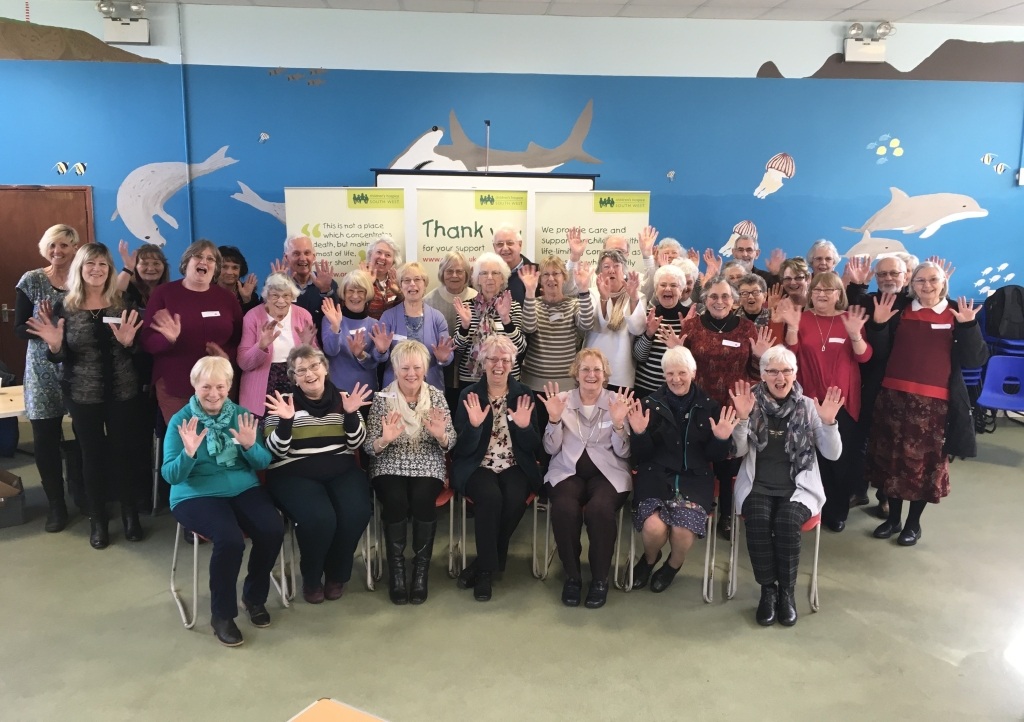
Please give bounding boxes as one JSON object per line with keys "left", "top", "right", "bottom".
{"left": 742, "top": 492, "right": 811, "bottom": 591}
{"left": 63, "top": 397, "right": 137, "bottom": 519}
{"left": 30, "top": 417, "right": 69, "bottom": 507}
{"left": 819, "top": 407, "right": 862, "bottom": 524}
{"left": 465, "top": 465, "right": 532, "bottom": 573}
{"left": 268, "top": 467, "right": 371, "bottom": 588}
{"left": 547, "top": 464, "right": 628, "bottom": 582}
{"left": 374, "top": 475, "right": 444, "bottom": 524}
{"left": 172, "top": 486, "right": 284, "bottom": 620}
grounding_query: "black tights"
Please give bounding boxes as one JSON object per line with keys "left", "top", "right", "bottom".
{"left": 886, "top": 497, "right": 928, "bottom": 532}
{"left": 373, "top": 475, "right": 444, "bottom": 524}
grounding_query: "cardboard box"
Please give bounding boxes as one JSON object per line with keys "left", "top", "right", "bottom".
{"left": 0, "top": 471, "right": 26, "bottom": 528}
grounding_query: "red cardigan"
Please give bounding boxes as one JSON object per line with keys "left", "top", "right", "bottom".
{"left": 786, "top": 310, "right": 873, "bottom": 421}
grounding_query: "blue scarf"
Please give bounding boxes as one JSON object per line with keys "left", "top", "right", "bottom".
{"left": 188, "top": 396, "right": 240, "bottom": 468}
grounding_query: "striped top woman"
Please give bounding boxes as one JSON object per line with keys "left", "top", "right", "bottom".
{"left": 519, "top": 256, "right": 596, "bottom": 393}
{"left": 633, "top": 264, "right": 690, "bottom": 398}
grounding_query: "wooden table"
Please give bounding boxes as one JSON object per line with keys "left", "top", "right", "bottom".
{"left": 0, "top": 386, "right": 25, "bottom": 420}
{"left": 287, "top": 699, "right": 386, "bottom": 722}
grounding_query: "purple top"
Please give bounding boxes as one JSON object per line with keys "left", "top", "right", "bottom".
{"left": 372, "top": 304, "right": 451, "bottom": 391}
{"left": 322, "top": 312, "right": 379, "bottom": 392}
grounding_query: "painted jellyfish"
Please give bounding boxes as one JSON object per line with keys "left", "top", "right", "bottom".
{"left": 754, "top": 152, "right": 796, "bottom": 199}
{"left": 720, "top": 219, "right": 759, "bottom": 256}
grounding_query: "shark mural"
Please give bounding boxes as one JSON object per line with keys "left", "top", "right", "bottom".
{"left": 232, "top": 181, "right": 285, "bottom": 224}
{"left": 842, "top": 231, "right": 909, "bottom": 258}
{"left": 842, "top": 187, "right": 988, "bottom": 240}
{"left": 111, "top": 146, "right": 238, "bottom": 246}
{"left": 388, "top": 100, "right": 600, "bottom": 173}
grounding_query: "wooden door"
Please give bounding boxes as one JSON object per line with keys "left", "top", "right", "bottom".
{"left": 0, "top": 186, "right": 95, "bottom": 382}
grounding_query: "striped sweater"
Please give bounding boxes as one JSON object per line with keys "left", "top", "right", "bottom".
{"left": 263, "top": 393, "right": 366, "bottom": 479}
{"left": 520, "top": 293, "right": 595, "bottom": 391}
{"left": 452, "top": 297, "right": 526, "bottom": 383}
{"left": 632, "top": 304, "right": 687, "bottom": 398}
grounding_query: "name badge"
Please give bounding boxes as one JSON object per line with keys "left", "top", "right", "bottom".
{"left": 348, "top": 329, "right": 361, "bottom": 336}
{"left": 931, "top": 323, "right": 952, "bottom": 330}
{"left": 548, "top": 312, "right": 564, "bottom": 322}
{"left": 721, "top": 339, "right": 741, "bottom": 348}
{"left": 600, "top": 421, "right": 612, "bottom": 428}
{"left": 377, "top": 392, "right": 396, "bottom": 398}
{"left": 102, "top": 316, "right": 122, "bottom": 325}
{"left": 231, "top": 438, "right": 241, "bottom": 444}
{"left": 201, "top": 311, "right": 221, "bottom": 318}
{"left": 508, "top": 414, "right": 515, "bottom": 422}
{"left": 393, "top": 334, "right": 408, "bottom": 341}
{"left": 828, "top": 337, "right": 846, "bottom": 344}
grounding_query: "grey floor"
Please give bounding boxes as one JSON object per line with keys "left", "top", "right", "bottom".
{"left": 2, "top": 419, "right": 1024, "bottom": 722}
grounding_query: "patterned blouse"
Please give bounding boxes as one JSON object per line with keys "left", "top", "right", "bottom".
{"left": 15, "top": 269, "right": 67, "bottom": 419}
{"left": 481, "top": 395, "right": 515, "bottom": 473}
{"left": 49, "top": 303, "right": 139, "bottom": 405}
{"left": 363, "top": 385, "right": 457, "bottom": 481}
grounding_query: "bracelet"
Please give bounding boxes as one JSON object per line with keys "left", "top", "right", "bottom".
{"left": 850, "top": 336, "right": 863, "bottom": 342}
{"left": 122, "top": 267, "right": 134, "bottom": 276}
{"left": 613, "top": 425, "right": 625, "bottom": 432}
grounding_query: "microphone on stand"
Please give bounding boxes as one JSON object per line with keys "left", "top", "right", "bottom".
{"left": 484, "top": 119, "right": 491, "bottom": 174}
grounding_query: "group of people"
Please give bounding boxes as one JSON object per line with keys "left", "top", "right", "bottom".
{"left": 15, "top": 221, "right": 986, "bottom": 646}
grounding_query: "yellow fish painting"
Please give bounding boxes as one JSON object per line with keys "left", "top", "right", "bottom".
{"left": 72, "top": 162, "right": 87, "bottom": 176}
{"left": 981, "top": 153, "right": 996, "bottom": 165}
{"left": 994, "top": 162, "right": 1010, "bottom": 175}
{"left": 53, "top": 161, "right": 68, "bottom": 175}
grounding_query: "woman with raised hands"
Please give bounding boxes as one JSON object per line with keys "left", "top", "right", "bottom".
{"left": 632, "top": 264, "right": 691, "bottom": 398}
{"left": 363, "top": 235, "right": 403, "bottom": 320}
{"left": 864, "top": 262, "right": 988, "bottom": 547}
{"left": 584, "top": 249, "right": 646, "bottom": 393}
{"left": 364, "top": 340, "right": 456, "bottom": 605}
{"left": 628, "top": 346, "right": 736, "bottom": 594}
{"left": 730, "top": 346, "right": 844, "bottom": 628}
{"left": 424, "top": 251, "right": 478, "bottom": 410}
{"left": 320, "top": 270, "right": 379, "bottom": 396}
{"left": 263, "top": 345, "right": 372, "bottom": 605}
{"left": 538, "top": 349, "right": 632, "bottom": 609}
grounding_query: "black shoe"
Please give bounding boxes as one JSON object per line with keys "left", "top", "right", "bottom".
{"left": 474, "top": 571, "right": 492, "bottom": 602}
{"left": 456, "top": 560, "right": 478, "bottom": 589}
{"left": 122, "top": 511, "right": 144, "bottom": 542}
{"left": 242, "top": 600, "right": 271, "bottom": 628}
{"left": 873, "top": 519, "right": 902, "bottom": 539}
{"left": 778, "top": 587, "right": 798, "bottom": 626}
{"left": 409, "top": 519, "right": 436, "bottom": 605}
{"left": 825, "top": 519, "right": 845, "bottom": 533}
{"left": 211, "top": 616, "right": 244, "bottom": 647}
{"left": 756, "top": 584, "right": 778, "bottom": 626}
{"left": 630, "top": 550, "right": 662, "bottom": 590}
{"left": 650, "top": 561, "right": 681, "bottom": 593}
{"left": 89, "top": 519, "right": 109, "bottom": 550}
{"left": 849, "top": 494, "right": 870, "bottom": 508}
{"left": 897, "top": 526, "right": 922, "bottom": 546}
{"left": 384, "top": 522, "right": 408, "bottom": 606}
{"left": 584, "top": 580, "right": 609, "bottom": 609}
{"left": 561, "top": 578, "right": 582, "bottom": 607}
{"left": 45, "top": 503, "right": 68, "bottom": 533}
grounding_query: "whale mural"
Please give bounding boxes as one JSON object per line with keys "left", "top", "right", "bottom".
{"left": 111, "top": 146, "right": 238, "bottom": 246}
{"left": 842, "top": 187, "right": 988, "bottom": 239}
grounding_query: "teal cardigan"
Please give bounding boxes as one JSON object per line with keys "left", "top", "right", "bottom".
{"left": 162, "top": 398, "right": 272, "bottom": 510}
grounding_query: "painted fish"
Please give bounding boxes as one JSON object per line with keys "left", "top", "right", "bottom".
{"left": 990, "top": 275, "right": 1002, "bottom": 283}
{"left": 309, "top": 68, "right": 326, "bottom": 75}
{"left": 258, "top": 132, "right": 270, "bottom": 143}
{"left": 1006, "top": 273, "right": 1016, "bottom": 282}
{"left": 981, "top": 153, "right": 996, "bottom": 165}
{"left": 994, "top": 162, "right": 1010, "bottom": 175}
{"left": 876, "top": 157, "right": 888, "bottom": 165}
{"left": 307, "top": 79, "right": 325, "bottom": 87}
{"left": 268, "top": 67, "right": 284, "bottom": 75}
{"left": 53, "top": 161, "right": 68, "bottom": 175}
{"left": 998, "top": 263, "right": 1009, "bottom": 271}
{"left": 879, "top": 134, "right": 891, "bottom": 141}
{"left": 286, "top": 74, "right": 303, "bottom": 81}
{"left": 980, "top": 286, "right": 992, "bottom": 295}
{"left": 866, "top": 142, "right": 877, "bottom": 150}
{"left": 974, "top": 279, "right": 986, "bottom": 287}
{"left": 982, "top": 267, "right": 993, "bottom": 275}
{"left": 72, "top": 162, "right": 87, "bottom": 176}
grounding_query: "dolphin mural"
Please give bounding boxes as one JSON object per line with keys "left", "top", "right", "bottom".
{"left": 842, "top": 231, "right": 909, "bottom": 258}
{"left": 388, "top": 100, "right": 601, "bottom": 173}
{"left": 111, "top": 146, "right": 238, "bottom": 246}
{"left": 842, "top": 187, "right": 988, "bottom": 239}
{"left": 231, "top": 181, "right": 286, "bottom": 224}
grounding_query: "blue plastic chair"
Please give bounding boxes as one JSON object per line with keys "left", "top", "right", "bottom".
{"left": 976, "top": 356, "right": 1024, "bottom": 427}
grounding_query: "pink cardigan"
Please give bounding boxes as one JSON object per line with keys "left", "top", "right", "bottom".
{"left": 237, "top": 304, "right": 317, "bottom": 415}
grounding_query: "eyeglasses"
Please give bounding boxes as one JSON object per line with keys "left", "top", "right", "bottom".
{"left": 478, "top": 270, "right": 503, "bottom": 278}
{"left": 875, "top": 271, "right": 904, "bottom": 278}
{"left": 811, "top": 287, "right": 839, "bottom": 295}
{"left": 485, "top": 357, "right": 513, "bottom": 366}
{"left": 738, "top": 290, "right": 763, "bottom": 298}
{"left": 192, "top": 254, "right": 218, "bottom": 264}
{"left": 292, "top": 361, "right": 322, "bottom": 378}
{"left": 764, "top": 368, "right": 795, "bottom": 377}
{"left": 267, "top": 292, "right": 293, "bottom": 301}
{"left": 493, "top": 241, "right": 518, "bottom": 248}
{"left": 706, "top": 293, "right": 733, "bottom": 302}
{"left": 913, "top": 276, "right": 943, "bottom": 286}
{"left": 540, "top": 272, "right": 563, "bottom": 279}
{"left": 783, "top": 275, "right": 808, "bottom": 283}
{"left": 400, "top": 277, "right": 426, "bottom": 285}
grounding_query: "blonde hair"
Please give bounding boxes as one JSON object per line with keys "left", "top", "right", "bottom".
{"left": 397, "top": 262, "right": 430, "bottom": 289}
{"left": 596, "top": 250, "right": 630, "bottom": 332}
{"left": 190, "top": 356, "right": 234, "bottom": 387}
{"left": 806, "top": 271, "right": 849, "bottom": 311}
{"left": 37, "top": 224, "right": 79, "bottom": 261}
{"left": 341, "top": 269, "right": 374, "bottom": 298}
{"left": 63, "top": 243, "right": 122, "bottom": 313}
{"left": 384, "top": 340, "right": 434, "bottom": 444}
{"left": 569, "top": 348, "right": 611, "bottom": 382}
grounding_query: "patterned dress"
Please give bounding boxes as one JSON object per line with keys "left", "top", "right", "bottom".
{"left": 16, "top": 269, "right": 67, "bottom": 420}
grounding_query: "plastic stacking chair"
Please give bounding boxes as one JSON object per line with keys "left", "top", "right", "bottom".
{"left": 531, "top": 494, "right": 628, "bottom": 583}
{"left": 976, "top": 356, "right": 1024, "bottom": 427}
{"left": 726, "top": 509, "right": 821, "bottom": 613}
{"left": 453, "top": 492, "right": 537, "bottom": 575}
{"left": 170, "top": 521, "right": 291, "bottom": 630}
{"left": 615, "top": 480, "right": 719, "bottom": 603}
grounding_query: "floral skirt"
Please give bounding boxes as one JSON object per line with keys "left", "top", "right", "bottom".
{"left": 633, "top": 497, "right": 708, "bottom": 538}
{"left": 866, "top": 387, "right": 950, "bottom": 503}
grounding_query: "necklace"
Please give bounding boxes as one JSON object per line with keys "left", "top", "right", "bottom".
{"left": 575, "top": 406, "right": 603, "bottom": 447}
{"left": 87, "top": 308, "right": 103, "bottom": 320}
{"left": 813, "top": 313, "right": 836, "bottom": 352}
{"left": 706, "top": 315, "right": 730, "bottom": 333}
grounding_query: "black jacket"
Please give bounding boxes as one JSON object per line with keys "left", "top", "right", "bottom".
{"left": 631, "top": 384, "right": 732, "bottom": 512}
{"left": 452, "top": 377, "right": 542, "bottom": 493}
{"left": 504, "top": 255, "right": 533, "bottom": 306}
{"left": 864, "top": 299, "right": 989, "bottom": 459}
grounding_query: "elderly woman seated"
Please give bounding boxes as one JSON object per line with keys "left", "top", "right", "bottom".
{"left": 452, "top": 334, "right": 541, "bottom": 602}
{"left": 364, "top": 340, "right": 457, "bottom": 605}
{"left": 538, "top": 349, "right": 631, "bottom": 609}
{"left": 237, "top": 272, "right": 318, "bottom": 416}
{"left": 162, "top": 356, "right": 283, "bottom": 647}
{"left": 629, "top": 346, "right": 737, "bottom": 593}
{"left": 263, "top": 345, "right": 373, "bottom": 605}
{"left": 729, "top": 345, "right": 843, "bottom": 627}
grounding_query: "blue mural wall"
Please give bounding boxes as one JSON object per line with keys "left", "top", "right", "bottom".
{"left": 2, "top": 59, "right": 1023, "bottom": 298}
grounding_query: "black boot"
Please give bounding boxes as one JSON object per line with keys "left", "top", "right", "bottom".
{"left": 122, "top": 509, "right": 144, "bottom": 542}
{"left": 45, "top": 502, "right": 69, "bottom": 533}
{"left": 383, "top": 522, "right": 408, "bottom": 605}
{"left": 778, "top": 586, "right": 798, "bottom": 626}
{"left": 409, "top": 519, "right": 436, "bottom": 605}
{"left": 89, "top": 518, "right": 109, "bottom": 550}
{"left": 756, "top": 584, "right": 778, "bottom": 626}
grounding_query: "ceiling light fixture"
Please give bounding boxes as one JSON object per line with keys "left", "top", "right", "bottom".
{"left": 874, "top": 21, "right": 894, "bottom": 39}
{"left": 96, "top": 0, "right": 116, "bottom": 17}
{"left": 847, "top": 23, "right": 864, "bottom": 39}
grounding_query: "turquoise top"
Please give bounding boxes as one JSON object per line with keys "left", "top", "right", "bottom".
{"left": 162, "top": 398, "right": 272, "bottom": 509}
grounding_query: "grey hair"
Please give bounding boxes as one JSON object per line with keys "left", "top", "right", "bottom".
{"left": 661, "top": 345, "right": 697, "bottom": 374}
{"left": 657, "top": 238, "right": 683, "bottom": 257}
{"left": 283, "top": 234, "right": 310, "bottom": 254}
{"left": 653, "top": 264, "right": 687, "bottom": 287}
{"left": 473, "top": 334, "right": 519, "bottom": 376}
{"left": 807, "top": 239, "right": 840, "bottom": 264}
{"left": 906, "top": 261, "right": 949, "bottom": 301}
{"left": 874, "top": 256, "right": 907, "bottom": 273}
{"left": 672, "top": 258, "right": 699, "bottom": 283}
{"left": 262, "top": 272, "right": 301, "bottom": 300}
{"left": 366, "top": 235, "right": 403, "bottom": 266}
{"left": 286, "top": 345, "right": 329, "bottom": 381}
{"left": 759, "top": 344, "right": 797, "bottom": 375}
{"left": 472, "top": 252, "right": 511, "bottom": 287}
{"left": 700, "top": 276, "right": 741, "bottom": 303}
{"left": 734, "top": 233, "right": 759, "bottom": 250}
{"left": 492, "top": 224, "right": 522, "bottom": 243}
{"left": 894, "top": 252, "right": 919, "bottom": 275}
{"left": 437, "top": 251, "right": 473, "bottom": 283}
{"left": 190, "top": 356, "right": 234, "bottom": 387}
{"left": 737, "top": 273, "right": 768, "bottom": 293}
